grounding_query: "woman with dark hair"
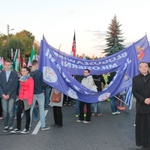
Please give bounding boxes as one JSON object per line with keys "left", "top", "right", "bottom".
{"left": 77, "top": 69, "right": 94, "bottom": 123}
{"left": 11, "top": 67, "right": 34, "bottom": 134}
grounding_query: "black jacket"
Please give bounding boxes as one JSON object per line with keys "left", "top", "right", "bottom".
{"left": 30, "top": 70, "right": 43, "bottom": 94}
{"left": 132, "top": 73, "right": 150, "bottom": 114}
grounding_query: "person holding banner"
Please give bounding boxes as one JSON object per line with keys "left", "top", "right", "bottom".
{"left": 132, "top": 62, "right": 150, "bottom": 149}
{"left": 91, "top": 75, "right": 105, "bottom": 116}
{"left": 77, "top": 69, "right": 94, "bottom": 123}
{"left": 108, "top": 72, "right": 120, "bottom": 115}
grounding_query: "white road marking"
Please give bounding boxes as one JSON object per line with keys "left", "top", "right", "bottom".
{"left": 32, "top": 110, "right": 49, "bottom": 135}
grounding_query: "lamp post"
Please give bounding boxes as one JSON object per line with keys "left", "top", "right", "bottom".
{"left": 7, "top": 24, "right": 15, "bottom": 43}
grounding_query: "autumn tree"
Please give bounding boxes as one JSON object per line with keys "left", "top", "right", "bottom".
{"left": 15, "top": 30, "right": 35, "bottom": 55}
{"left": 0, "top": 30, "right": 40, "bottom": 60}
{"left": 0, "top": 37, "right": 25, "bottom": 59}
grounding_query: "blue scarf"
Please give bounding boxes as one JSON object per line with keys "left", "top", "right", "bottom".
{"left": 19, "top": 75, "right": 30, "bottom": 82}
{"left": 84, "top": 75, "right": 90, "bottom": 78}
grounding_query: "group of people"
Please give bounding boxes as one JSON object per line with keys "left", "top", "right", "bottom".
{"left": 63, "top": 63, "right": 150, "bottom": 149}
{"left": 0, "top": 58, "right": 150, "bottom": 149}
{"left": 0, "top": 59, "right": 63, "bottom": 134}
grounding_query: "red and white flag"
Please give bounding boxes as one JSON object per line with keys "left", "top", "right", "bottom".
{"left": 11, "top": 48, "right": 13, "bottom": 61}
{"left": 72, "top": 31, "right": 76, "bottom": 57}
{"left": 22, "top": 57, "right": 26, "bottom": 67}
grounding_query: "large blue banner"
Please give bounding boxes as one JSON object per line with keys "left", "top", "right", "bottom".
{"left": 38, "top": 35, "right": 150, "bottom": 106}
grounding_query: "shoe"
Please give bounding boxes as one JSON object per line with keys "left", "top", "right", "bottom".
{"left": 112, "top": 112, "right": 116, "bottom": 115}
{"left": 83, "top": 121, "right": 90, "bottom": 124}
{"left": 136, "top": 146, "right": 144, "bottom": 149}
{"left": 0, "top": 116, "right": 3, "bottom": 119}
{"left": 97, "top": 114, "right": 102, "bottom": 117}
{"left": 33, "top": 117, "right": 39, "bottom": 121}
{"left": 41, "top": 126, "right": 50, "bottom": 131}
{"left": 51, "top": 124, "right": 62, "bottom": 128}
{"left": 45, "top": 105, "right": 49, "bottom": 109}
{"left": 76, "top": 120, "right": 82, "bottom": 123}
{"left": 9, "top": 126, "right": 13, "bottom": 132}
{"left": 115, "top": 111, "right": 120, "bottom": 115}
{"left": 11, "top": 128, "right": 21, "bottom": 134}
{"left": 21, "top": 128, "right": 29, "bottom": 134}
{"left": 121, "top": 107, "right": 125, "bottom": 110}
{"left": 75, "top": 115, "right": 79, "bottom": 118}
{"left": 55, "top": 125, "right": 62, "bottom": 128}
{"left": 118, "top": 106, "right": 125, "bottom": 110}
{"left": 3, "top": 126, "right": 9, "bottom": 132}
{"left": 91, "top": 114, "right": 95, "bottom": 116}
{"left": 51, "top": 124, "right": 57, "bottom": 127}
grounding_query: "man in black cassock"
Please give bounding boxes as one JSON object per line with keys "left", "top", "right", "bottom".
{"left": 132, "top": 62, "right": 150, "bottom": 149}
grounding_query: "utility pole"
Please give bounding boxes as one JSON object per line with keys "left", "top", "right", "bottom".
{"left": 7, "top": 24, "right": 14, "bottom": 43}
{"left": 7, "top": 24, "right": 10, "bottom": 42}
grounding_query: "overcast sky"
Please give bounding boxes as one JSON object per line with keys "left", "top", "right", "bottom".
{"left": 0, "top": 0, "right": 150, "bottom": 57}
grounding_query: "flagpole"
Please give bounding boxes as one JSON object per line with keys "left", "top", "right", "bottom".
{"left": 114, "top": 96, "right": 126, "bottom": 105}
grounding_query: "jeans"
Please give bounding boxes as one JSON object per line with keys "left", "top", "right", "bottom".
{"left": 0, "top": 98, "right": 2, "bottom": 117}
{"left": 75, "top": 100, "right": 80, "bottom": 115}
{"left": 30, "top": 93, "right": 46, "bottom": 128}
{"left": 33, "top": 103, "right": 38, "bottom": 120}
{"left": 45, "top": 86, "right": 51, "bottom": 108}
{"left": 91, "top": 102, "right": 101, "bottom": 114}
{"left": 16, "top": 101, "right": 30, "bottom": 130}
{"left": 2, "top": 98, "right": 15, "bottom": 127}
{"left": 110, "top": 96, "right": 118, "bottom": 113}
{"left": 119, "top": 94, "right": 126, "bottom": 107}
{"left": 13, "top": 101, "right": 18, "bottom": 118}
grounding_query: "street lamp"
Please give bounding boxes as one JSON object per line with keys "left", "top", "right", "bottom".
{"left": 7, "top": 24, "right": 15, "bottom": 43}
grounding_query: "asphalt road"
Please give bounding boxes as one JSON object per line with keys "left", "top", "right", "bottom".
{"left": 0, "top": 100, "right": 137, "bottom": 150}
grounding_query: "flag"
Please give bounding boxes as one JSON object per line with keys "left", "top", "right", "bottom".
{"left": 72, "top": 31, "right": 76, "bottom": 57}
{"left": 92, "top": 55, "right": 95, "bottom": 60}
{"left": 22, "top": 57, "right": 26, "bottom": 67}
{"left": 11, "top": 48, "right": 13, "bottom": 61}
{"left": 13, "top": 49, "right": 20, "bottom": 72}
{"left": 35, "top": 54, "right": 39, "bottom": 61}
{"left": 125, "top": 87, "right": 133, "bottom": 109}
{"left": 27, "top": 46, "right": 36, "bottom": 66}
{"left": 58, "top": 44, "right": 61, "bottom": 50}
{"left": 13, "top": 49, "right": 18, "bottom": 70}
{"left": 134, "top": 35, "right": 150, "bottom": 62}
{"left": 0, "top": 57, "right": 4, "bottom": 70}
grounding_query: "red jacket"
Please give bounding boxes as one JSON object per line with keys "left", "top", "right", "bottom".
{"left": 18, "top": 77, "right": 34, "bottom": 105}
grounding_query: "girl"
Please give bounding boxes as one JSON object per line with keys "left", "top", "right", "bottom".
{"left": 11, "top": 67, "right": 34, "bottom": 134}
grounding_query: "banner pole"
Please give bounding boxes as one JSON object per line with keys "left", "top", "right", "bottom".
{"left": 114, "top": 95, "right": 127, "bottom": 105}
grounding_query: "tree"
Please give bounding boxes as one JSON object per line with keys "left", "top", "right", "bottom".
{"left": 0, "top": 30, "right": 40, "bottom": 61}
{"left": 103, "top": 15, "right": 124, "bottom": 56}
{"left": 0, "top": 37, "right": 25, "bottom": 60}
{"left": 0, "top": 34, "right": 7, "bottom": 49}
{"left": 15, "top": 30, "right": 35, "bottom": 55}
